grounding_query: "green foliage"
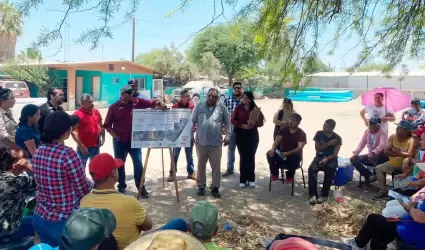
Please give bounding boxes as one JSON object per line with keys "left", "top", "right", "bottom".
{"left": 187, "top": 21, "right": 259, "bottom": 84}
{"left": 198, "top": 52, "right": 222, "bottom": 79}
{"left": 302, "top": 56, "right": 331, "bottom": 74}
{"left": 135, "top": 44, "right": 196, "bottom": 80}
{"left": 0, "top": 48, "right": 55, "bottom": 93}
{"left": 0, "top": 2, "right": 23, "bottom": 62}
{"left": 347, "top": 62, "right": 390, "bottom": 72}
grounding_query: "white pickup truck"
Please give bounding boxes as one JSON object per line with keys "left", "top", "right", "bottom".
{"left": 171, "top": 80, "right": 229, "bottom": 105}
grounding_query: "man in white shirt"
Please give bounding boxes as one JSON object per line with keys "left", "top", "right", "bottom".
{"left": 360, "top": 92, "right": 395, "bottom": 132}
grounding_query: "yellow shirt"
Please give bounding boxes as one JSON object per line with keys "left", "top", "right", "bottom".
{"left": 80, "top": 189, "right": 147, "bottom": 250}
{"left": 389, "top": 136, "right": 413, "bottom": 167}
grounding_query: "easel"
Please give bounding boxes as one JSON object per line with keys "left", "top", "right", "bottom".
{"left": 137, "top": 147, "right": 180, "bottom": 202}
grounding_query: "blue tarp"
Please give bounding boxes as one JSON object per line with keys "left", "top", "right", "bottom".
{"left": 288, "top": 90, "right": 354, "bottom": 103}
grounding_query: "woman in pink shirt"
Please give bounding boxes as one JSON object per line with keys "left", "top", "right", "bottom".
{"left": 350, "top": 117, "right": 388, "bottom": 184}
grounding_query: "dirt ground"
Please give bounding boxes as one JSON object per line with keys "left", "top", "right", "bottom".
{"left": 65, "top": 98, "right": 394, "bottom": 246}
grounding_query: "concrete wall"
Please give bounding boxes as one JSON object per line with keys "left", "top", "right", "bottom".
{"left": 76, "top": 70, "right": 102, "bottom": 95}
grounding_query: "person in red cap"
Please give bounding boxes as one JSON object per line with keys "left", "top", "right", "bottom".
{"left": 80, "top": 153, "right": 187, "bottom": 250}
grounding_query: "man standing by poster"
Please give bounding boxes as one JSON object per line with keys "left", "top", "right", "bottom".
{"left": 104, "top": 85, "right": 166, "bottom": 198}
{"left": 167, "top": 89, "right": 196, "bottom": 182}
{"left": 222, "top": 81, "right": 243, "bottom": 177}
{"left": 192, "top": 88, "right": 232, "bottom": 198}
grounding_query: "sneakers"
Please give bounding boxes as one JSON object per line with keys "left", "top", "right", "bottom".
{"left": 270, "top": 175, "right": 278, "bottom": 181}
{"left": 222, "top": 170, "right": 234, "bottom": 177}
{"left": 211, "top": 187, "right": 221, "bottom": 198}
{"left": 239, "top": 183, "right": 246, "bottom": 188}
{"left": 167, "top": 175, "right": 174, "bottom": 182}
{"left": 317, "top": 196, "right": 328, "bottom": 203}
{"left": 197, "top": 188, "right": 205, "bottom": 196}
{"left": 248, "top": 182, "right": 256, "bottom": 188}
{"left": 140, "top": 186, "right": 150, "bottom": 199}
{"left": 372, "top": 191, "right": 389, "bottom": 201}
{"left": 346, "top": 238, "right": 367, "bottom": 250}
{"left": 308, "top": 196, "right": 317, "bottom": 205}
{"left": 187, "top": 173, "right": 197, "bottom": 180}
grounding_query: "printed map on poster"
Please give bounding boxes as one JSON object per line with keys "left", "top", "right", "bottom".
{"left": 131, "top": 109, "right": 192, "bottom": 148}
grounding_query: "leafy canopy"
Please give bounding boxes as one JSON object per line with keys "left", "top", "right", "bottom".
{"left": 187, "top": 21, "right": 258, "bottom": 83}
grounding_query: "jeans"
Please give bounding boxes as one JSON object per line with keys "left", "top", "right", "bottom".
{"left": 267, "top": 153, "right": 301, "bottom": 179}
{"left": 170, "top": 146, "right": 194, "bottom": 175}
{"left": 32, "top": 213, "right": 66, "bottom": 247}
{"left": 235, "top": 128, "right": 259, "bottom": 183}
{"left": 308, "top": 156, "right": 338, "bottom": 197}
{"left": 226, "top": 132, "right": 237, "bottom": 173}
{"left": 9, "top": 216, "right": 34, "bottom": 240}
{"left": 355, "top": 214, "right": 398, "bottom": 250}
{"left": 112, "top": 138, "right": 143, "bottom": 190}
{"left": 158, "top": 218, "right": 188, "bottom": 232}
{"left": 350, "top": 153, "right": 388, "bottom": 178}
{"left": 77, "top": 146, "right": 100, "bottom": 166}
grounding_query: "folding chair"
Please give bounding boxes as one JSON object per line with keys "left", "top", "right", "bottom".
{"left": 269, "top": 152, "right": 306, "bottom": 196}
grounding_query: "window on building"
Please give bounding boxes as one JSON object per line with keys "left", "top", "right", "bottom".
{"left": 112, "top": 77, "right": 120, "bottom": 84}
{"left": 60, "top": 78, "right": 68, "bottom": 102}
{"left": 134, "top": 78, "right": 146, "bottom": 90}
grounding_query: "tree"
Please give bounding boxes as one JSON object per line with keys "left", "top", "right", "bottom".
{"left": 198, "top": 52, "right": 222, "bottom": 79}
{"left": 0, "top": 48, "right": 56, "bottom": 95}
{"left": 135, "top": 44, "right": 197, "bottom": 80}
{"left": 187, "top": 21, "right": 258, "bottom": 84}
{"left": 346, "top": 63, "right": 388, "bottom": 72}
{"left": 302, "top": 56, "right": 330, "bottom": 75}
{"left": 0, "top": 2, "right": 23, "bottom": 63}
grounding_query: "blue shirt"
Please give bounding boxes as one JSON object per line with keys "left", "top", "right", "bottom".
{"left": 15, "top": 124, "right": 40, "bottom": 157}
{"left": 397, "top": 201, "right": 425, "bottom": 248}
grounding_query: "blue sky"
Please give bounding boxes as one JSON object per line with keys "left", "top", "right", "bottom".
{"left": 15, "top": 0, "right": 422, "bottom": 71}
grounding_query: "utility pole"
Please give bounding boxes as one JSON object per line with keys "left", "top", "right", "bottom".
{"left": 132, "top": 16, "right": 135, "bottom": 62}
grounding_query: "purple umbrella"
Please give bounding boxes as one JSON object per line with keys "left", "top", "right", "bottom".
{"left": 361, "top": 87, "right": 412, "bottom": 112}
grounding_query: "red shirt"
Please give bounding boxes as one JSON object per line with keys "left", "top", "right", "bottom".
{"left": 172, "top": 101, "right": 195, "bottom": 110}
{"left": 104, "top": 98, "right": 157, "bottom": 143}
{"left": 73, "top": 108, "right": 102, "bottom": 147}
{"left": 231, "top": 105, "right": 250, "bottom": 128}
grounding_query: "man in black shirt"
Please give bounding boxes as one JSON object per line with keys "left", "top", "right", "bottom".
{"left": 38, "top": 87, "right": 64, "bottom": 133}
{"left": 308, "top": 119, "right": 342, "bottom": 205}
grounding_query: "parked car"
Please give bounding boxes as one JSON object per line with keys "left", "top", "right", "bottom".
{"left": 0, "top": 80, "right": 30, "bottom": 98}
{"left": 171, "top": 80, "right": 229, "bottom": 105}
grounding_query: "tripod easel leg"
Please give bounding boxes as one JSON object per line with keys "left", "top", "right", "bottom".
{"left": 169, "top": 148, "right": 180, "bottom": 202}
{"left": 162, "top": 149, "right": 165, "bottom": 188}
{"left": 137, "top": 148, "right": 151, "bottom": 200}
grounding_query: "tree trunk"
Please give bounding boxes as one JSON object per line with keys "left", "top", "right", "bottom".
{"left": 0, "top": 33, "right": 17, "bottom": 63}
{"left": 227, "top": 72, "right": 234, "bottom": 86}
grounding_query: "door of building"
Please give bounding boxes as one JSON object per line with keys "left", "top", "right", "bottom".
{"left": 92, "top": 77, "right": 101, "bottom": 101}
{"left": 76, "top": 77, "right": 83, "bottom": 106}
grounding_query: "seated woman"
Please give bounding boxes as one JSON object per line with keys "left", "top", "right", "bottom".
{"left": 15, "top": 104, "right": 41, "bottom": 159}
{"left": 347, "top": 198, "right": 425, "bottom": 250}
{"left": 0, "top": 147, "right": 36, "bottom": 242}
{"left": 402, "top": 98, "right": 424, "bottom": 122}
{"left": 273, "top": 98, "right": 294, "bottom": 140}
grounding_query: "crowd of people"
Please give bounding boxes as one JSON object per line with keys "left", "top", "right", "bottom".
{"left": 0, "top": 80, "right": 425, "bottom": 250}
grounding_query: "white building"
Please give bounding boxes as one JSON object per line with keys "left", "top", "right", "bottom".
{"left": 308, "top": 71, "right": 425, "bottom": 90}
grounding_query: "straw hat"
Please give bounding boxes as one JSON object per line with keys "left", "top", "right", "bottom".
{"left": 124, "top": 230, "right": 207, "bottom": 250}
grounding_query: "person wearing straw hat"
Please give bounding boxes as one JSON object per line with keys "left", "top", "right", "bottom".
{"left": 29, "top": 207, "right": 117, "bottom": 250}
{"left": 124, "top": 230, "right": 207, "bottom": 250}
{"left": 81, "top": 153, "right": 188, "bottom": 250}
{"left": 188, "top": 200, "right": 230, "bottom": 250}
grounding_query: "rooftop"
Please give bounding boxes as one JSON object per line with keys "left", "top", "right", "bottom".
{"left": 309, "top": 71, "right": 425, "bottom": 77}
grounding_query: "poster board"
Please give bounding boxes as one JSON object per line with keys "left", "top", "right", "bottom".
{"left": 131, "top": 109, "right": 192, "bottom": 148}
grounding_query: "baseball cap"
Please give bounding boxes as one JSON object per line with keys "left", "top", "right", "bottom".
{"left": 120, "top": 85, "right": 133, "bottom": 94}
{"left": 43, "top": 111, "right": 80, "bottom": 137}
{"left": 189, "top": 201, "right": 218, "bottom": 239}
{"left": 89, "top": 153, "right": 123, "bottom": 181}
{"left": 61, "top": 208, "right": 117, "bottom": 250}
{"left": 394, "top": 120, "right": 417, "bottom": 131}
{"left": 368, "top": 117, "right": 381, "bottom": 125}
{"left": 411, "top": 98, "right": 421, "bottom": 105}
{"left": 128, "top": 79, "right": 138, "bottom": 85}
